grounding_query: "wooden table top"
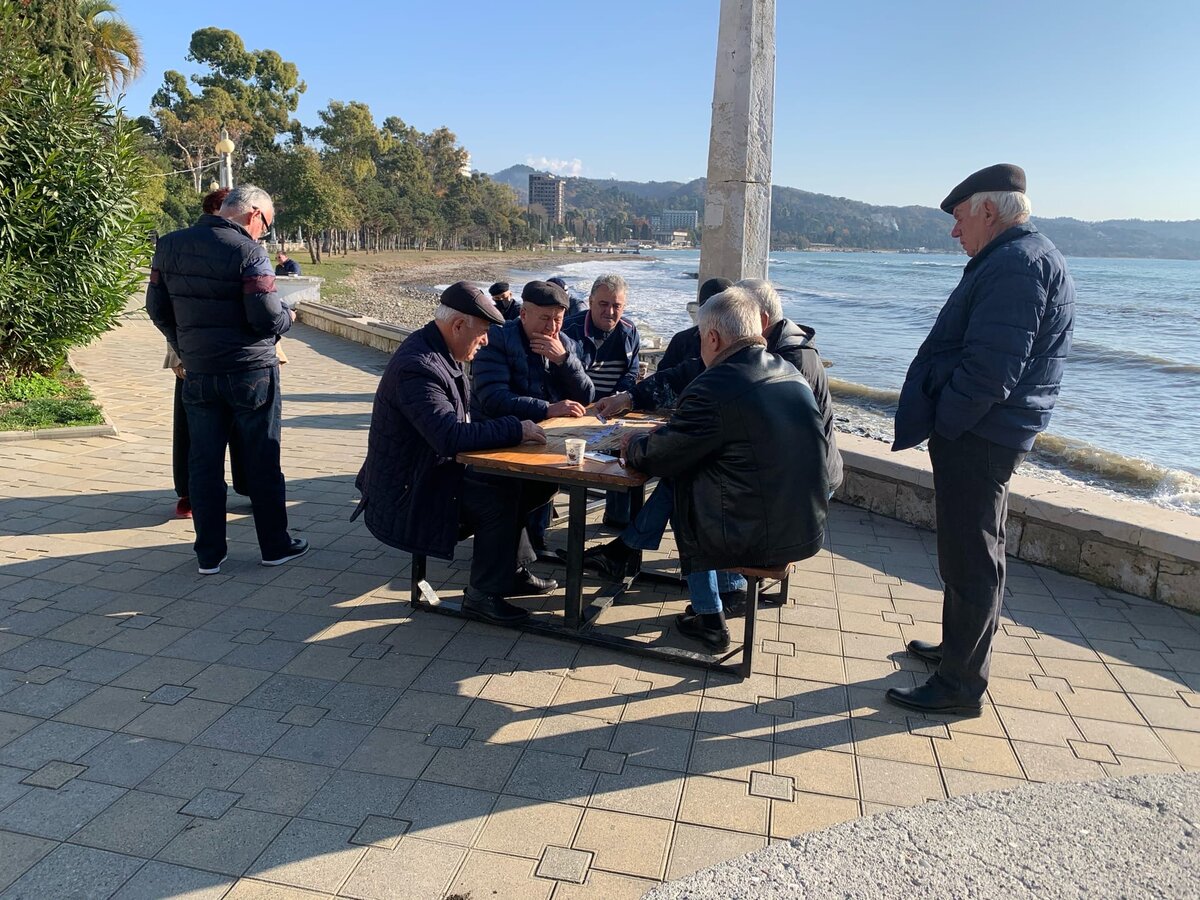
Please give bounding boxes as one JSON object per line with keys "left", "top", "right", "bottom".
{"left": 457, "top": 413, "right": 661, "bottom": 489}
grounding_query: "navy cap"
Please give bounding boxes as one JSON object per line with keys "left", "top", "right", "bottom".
{"left": 440, "top": 281, "right": 505, "bottom": 325}
{"left": 697, "top": 277, "right": 733, "bottom": 307}
{"left": 521, "top": 280, "right": 569, "bottom": 309}
{"left": 488, "top": 281, "right": 510, "bottom": 296}
{"left": 940, "top": 164, "right": 1026, "bottom": 214}
{"left": 546, "top": 276, "right": 568, "bottom": 290}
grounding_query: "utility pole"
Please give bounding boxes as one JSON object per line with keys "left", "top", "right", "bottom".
{"left": 698, "top": 0, "right": 776, "bottom": 286}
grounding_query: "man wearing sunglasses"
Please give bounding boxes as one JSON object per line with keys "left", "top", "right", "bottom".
{"left": 147, "top": 183, "right": 308, "bottom": 575}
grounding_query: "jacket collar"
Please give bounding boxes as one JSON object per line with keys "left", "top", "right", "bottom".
{"left": 965, "top": 221, "right": 1038, "bottom": 272}
{"left": 709, "top": 335, "right": 766, "bottom": 369}
{"left": 420, "top": 321, "right": 462, "bottom": 374}
{"left": 199, "top": 213, "right": 255, "bottom": 241}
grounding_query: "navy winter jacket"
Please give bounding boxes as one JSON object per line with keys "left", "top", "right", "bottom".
{"left": 658, "top": 325, "right": 701, "bottom": 371}
{"left": 146, "top": 215, "right": 291, "bottom": 374}
{"left": 562, "top": 312, "right": 640, "bottom": 398}
{"left": 471, "top": 320, "right": 594, "bottom": 422}
{"left": 893, "top": 223, "right": 1075, "bottom": 453}
{"left": 354, "top": 322, "right": 522, "bottom": 559}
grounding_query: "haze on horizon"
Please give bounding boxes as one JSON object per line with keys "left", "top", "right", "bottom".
{"left": 118, "top": 0, "right": 1200, "bottom": 223}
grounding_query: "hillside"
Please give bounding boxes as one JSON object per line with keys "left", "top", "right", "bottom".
{"left": 488, "top": 165, "right": 1200, "bottom": 259}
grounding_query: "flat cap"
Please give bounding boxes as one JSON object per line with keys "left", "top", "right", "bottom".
{"left": 488, "top": 281, "right": 510, "bottom": 296}
{"left": 940, "top": 163, "right": 1026, "bottom": 214}
{"left": 546, "top": 276, "right": 568, "bottom": 290}
{"left": 698, "top": 276, "right": 733, "bottom": 307}
{"left": 521, "top": 280, "right": 569, "bottom": 309}
{"left": 440, "top": 281, "right": 504, "bottom": 325}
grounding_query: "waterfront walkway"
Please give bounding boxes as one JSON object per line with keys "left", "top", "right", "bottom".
{"left": 0, "top": 312, "right": 1197, "bottom": 899}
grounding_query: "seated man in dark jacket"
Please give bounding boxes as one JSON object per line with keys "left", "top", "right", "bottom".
{"left": 274, "top": 253, "right": 301, "bottom": 276}
{"left": 623, "top": 287, "right": 829, "bottom": 650}
{"left": 354, "top": 283, "right": 555, "bottom": 626}
{"left": 146, "top": 184, "right": 306, "bottom": 575}
{"left": 887, "top": 164, "right": 1074, "bottom": 717}
{"left": 657, "top": 276, "right": 732, "bottom": 371}
{"left": 488, "top": 282, "right": 521, "bottom": 321}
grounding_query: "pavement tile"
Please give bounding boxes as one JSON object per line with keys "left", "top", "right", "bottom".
{"left": 0, "top": 765, "right": 33, "bottom": 810}
{"left": 394, "top": 779, "right": 496, "bottom": 846}
{"left": 856, "top": 757, "right": 945, "bottom": 807}
{"left": 52, "top": 686, "right": 149, "bottom": 731}
{"left": 123, "top": 697, "right": 230, "bottom": 743}
{"left": 1, "top": 843, "right": 142, "bottom": 899}
{"left": 666, "top": 822, "right": 766, "bottom": 881}
{"left": 78, "top": 733, "right": 182, "bottom": 789}
{"left": 590, "top": 763, "right": 684, "bottom": 820}
{"left": 222, "top": 639, "right": 305, "bottom": 672}
{"left": 349, "top": 815, "right": 408, "bottom": 850}
{"left": 196, "top": 706, "right": 293, "bottom": 755}
{"left": 533, "top": 712, "right": 614, "bottom": 758}
{"left": 934, "top": 732, "right": 1024, "bottom": 778}
{"left": 422, "top": 739, "right": 521, "bottom": 793}
{"left": 109, "top": 861, "right": 233, "bottom": 900}
{"left": 447, "top": 848, "right": 552, "bottom": 900}
{"left": 229, "top": 758, "right": 334, "bottom": 816}
{"left": 144, "top": 684, "right": 193, "bottom": 705}
{"left": 851, "top": 717, "right": 937, "bottom": 765}
{"left": 243, "top": 674, "right": 336, "bottom": 713}
{"left": 690, "top": 732, "right": 773, "bottom": 782}
{"left": 0, "top": 777, "right": 125, "bottom": 839}
{"left": 1074, "top": 718, "right": 1176, "bottom": 762}
{"left": 268, "top": 719, "right": 371, "bottom": 767}
{"left": 0, "top": 677, "right": 98, "bottom": 719}
{"left": 0, "top": 830, "right": 56, "bottom": 893}
{"left": 609, "top": 722, "right": 692, "bottom": 772}
{"left": 996, "top": 707, "right": 1083, "bottom": 747}
{"left": 340, "top": 838, "right": 463, "bottom": 900}
{"left": 181, "top": 788, "right": 243, "bottom": 819}
{"left": 552, "top": 869, "right": 658, "bottom": 900}
{"left": 506, "top": 748, "right": 598, "bottom": 804}
{"left": 582, "top": 748, "right": 626, "bottom": 775}
{"left": 941, "top": 769, "right": 1028, "bottom": 798}
{"left": 536, "top": 845, "right": 593, "bottom": 883}
{"left": 342, "top": 726, "right": 436, "bottom": 779}
{"left": 376, "top": 689, "right": 471, "bottom": 734}
{"left": 139, "top": 745, "right": 257, "bottom": 798}
{"left": 573, "top": 808, "right": 671, "bottom": 880}
{"left": 72, "top": 788, "right": 191, "bottom": 856}
{"left": 0, "top": 720, "right": 110, "bottom": 769}
{"left": 679, "top": 774, "right": 769, "bottom": 833}
{"left": 1012, "top": 740, "right": 1106, "bottom": 782}
{"left": 20, "top": 760, "right": 86, "bottom": 789}
{"left": 184, "top": 664, "right": 273, "bottom": 704}
{"left": 246, "top": 817, "right": 364, "bottom": 894}
{"left": 61, "top": 649, "right": 147, "bottom": 685}
{"left": 156, "top": 806, "right": 289, "bottom": 877}
{"left": 477, "top": 793, "right": 584, "bottom": 859}
{"left": 110, "top": 656, "right": 208, "bottom": 692}
{"left": 318, "top": 682, "right": 399, "bottom": 725}
{"left": 299, "top": 770, "right": 413, "bottom": 827}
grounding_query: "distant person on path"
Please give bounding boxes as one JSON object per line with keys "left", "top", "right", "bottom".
{"left": 563, "top": 273, "right": 641, "bottom": 526}
{"left": 548, "top": 276, "right": 588, "bottom": 317}
{"left": 657, "top": 276, "right": 732, "bottom": 370}
{"left": 488, "top": 282, "right": 521, "bottom": 321}
{"left": 147, "top": 184, "right": 308, "bottom": 575}
{"left": 888, "top": 164, "right": 1075, "bottom": 717}
{"left": 274, "top": 252, "right": 301, "bottom": 276}
{"left": 620, "top": 288, "right": 828, "bottom": 650}
{"left": 354, "top": 283, "right": 555, "bottom": 626}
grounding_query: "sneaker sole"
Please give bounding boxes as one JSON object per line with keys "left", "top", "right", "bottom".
{"left": 260, "top": 545, "right": 309, "bottom": 567}
{"left": 198, "top": 555, "right": 227, "bottom": 575}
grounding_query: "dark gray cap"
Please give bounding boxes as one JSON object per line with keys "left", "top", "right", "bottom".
{"left": 440, "top": 281, "right": 504, "bottom": 325}
{"left": 698, "top": 277, "right": 733, "bottom": 307}
{"left": 940, "top": 164, "right": 1026, "bottom": 214}
{"left": 488, "top": 281, "right": 510, "bottom": 296}
{"left": 521, "top": 280, "right": 569, "bottom": 309}
{"left": 546, "top": 276, "right": 568, "bottom": 290}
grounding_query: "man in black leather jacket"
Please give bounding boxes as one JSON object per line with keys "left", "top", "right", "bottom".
{"left": 622, "top": 288, "right": 829, "bottom": 650}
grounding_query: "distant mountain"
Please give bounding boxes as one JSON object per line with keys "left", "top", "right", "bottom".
{"left": 488, "top": 166, "right": 1200, "bottom": 260}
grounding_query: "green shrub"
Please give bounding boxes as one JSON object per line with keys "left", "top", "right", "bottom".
{"left": 0, "top": 372, "right": 70, "bottom": 402}
{"left": 0, "top": 396, "right": 103, "bottom": 430}
{"left": 0, "top": 0, "right": 154, "bottom": 378}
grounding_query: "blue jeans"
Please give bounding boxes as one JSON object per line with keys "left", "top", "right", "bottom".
{"left": 621, "top": 480, "right": 674, "bottom": 551}
{"left": 687, "top": 570, "right": 749, "bottom": 615}
{"left": 182, "top": 366, "right": 291, "bottom": 566}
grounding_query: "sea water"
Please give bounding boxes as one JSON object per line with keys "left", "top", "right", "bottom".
{"left": 527, "top": 249, "right": 1200, "bottom": 515}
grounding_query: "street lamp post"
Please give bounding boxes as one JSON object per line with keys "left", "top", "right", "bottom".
{"left": 215, "top": 128, "right": 235, "bottom": 190}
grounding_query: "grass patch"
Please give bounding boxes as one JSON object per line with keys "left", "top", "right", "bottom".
{"left": 280, "top": 255, "right": 356, "bottom": 304}
{"left": 0, "top": 369, "right": 104, "bottom": 431}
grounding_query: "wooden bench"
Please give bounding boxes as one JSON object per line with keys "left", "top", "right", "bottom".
{"left": 724, "top": 564, "right": 795, "bottom": 678}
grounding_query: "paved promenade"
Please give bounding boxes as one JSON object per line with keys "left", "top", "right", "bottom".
{"left": 0, "top": 311, "right": 1197, "bottom": 899}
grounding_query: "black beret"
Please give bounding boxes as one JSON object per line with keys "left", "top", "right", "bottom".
{"left": 488, "top": 281, "right": 510, "bottom": 296}
{"left": 440, "top": 281, "right": 504, "bottom": 325}
{"left": 698, "top": 276, "right": 733, "bottom": 307}
{"left": 521, "top": 280, "right": 569, "bottom": 309}
{"left": 546, "top": 276, "right": 568, "bottom": 290}
{"left": 940, "top": 163, "right": 1026, "bottom": 214}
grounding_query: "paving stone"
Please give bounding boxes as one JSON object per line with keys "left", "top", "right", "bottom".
{"left": 229, "top": 758, "right": 333, "bottom": 816}
{"left": 340, "top": 837, "right": 464, "bottom": 900}
{"left": 109, "top": 860, "right": 233, "bottom": 900}
{"left": 157, "top": 806, "right": 289, "bottom": 877}
{"left": 184, "top": 664, "right": 272, "bottom": 704}
{"left": 750, "top": 771, "right": 795, "bottom": 801}
{"left": 425, "top": 724, "right": 472, "bottom": 749}
{"left": 268, "top": 718, "right": 371, "bottom": 767}
{"left": 343, "top": 726, "right": 436, "bottom": 779}
{"left": 349, "top": 815, "right": 409, "bottom": 850}
{"left": 139, "top": 745, "right": 257, "bottom": 799}
{"left": 319, "top": 682, "right": 400, "bottom": 725}
{"left": 0, "top": 677, "right": 98, "bottom": 718}
{"left": 395, "top": 779, "right": 498, "bottom": 848}
{"left": 449, "top": 848, "right": 552, "bottom": 899}
{"left": 573, "top": 808, "right": 672, "bottom": 880}
{"left": 857, "top": 756, "right": 945, "bottom": 806}
{"left": 222, "top": 639, "right": 304, "bottom": 672}
{"left": 1, "top": 843, "right": 142, "bottom": 899}
{"left": 20, "top": 760, "right": 86, "bottom": 789}
{"left": 231, "top": 629, "right": 272, "bottom": 645}
{"left": 423, "top": 739, "right": 522, "bottom": 793}
{"left": 506, "top": 748, "right": 599, "bottom": 804}
{"left": 610, "top": 722, "right": 693, "bottom": 772}
{"left": 157, "top": 629, "right": 240, "bottom": 664}
{"left": 144, "top": 684, "right": 193, "bottom": 705}
{"left": 666, "top": 822, "right": 766, "bottom": 881}
{"left": 196, "top": 706, "right": 293, "bottom": 755}
{"left": 123, "top": 697, "right": 230, "bottom": 743}
{"left": 279, "top": 705, "right": 327, "bottom": 727}
{"left": 0, "top": 829, "right": 55, "bottom": 893}
{"left": 72, "top": 788, "right": 191, "bottom": 856}
{"left": 582, "top": 748, "right": 626, "bottom": 775}
{"left": 0, "top": 777, "right": 125, "bottom": 839}
{"left": 109, "top": 656, "right": 208, "bottom": 692}
{"left": 0, "top": 720, "right": 110, "bottom": 769}
{"left": 679, "top": 774, "right": 769, "bottom": 833}
{"left": 377, "top": 689, "right": 472, "bottom": 734}
{"left": 477, "top": 794, "right": 584, "bottom": 860}
{"left": 591, "top": 764, "right": 685, "bottom": 820}
{"left": 78, "top": 733, "right": 183, "bottom": 789}
{"left": 0, "top": 765, "right": 33, "bottom": 810}
{"left": 21, "top": 665, "right": 67, "bottom": 684}
{"left": 245, "top": 818, "right": 364, "bottom": 893}
{"left": 351, "top": 643, "right": 390, "bottom": 660}
{"left": 116, "top": 615, "right": 158, "bottom": 630}
{"left": 534, "top": 712, "right": 616, "bottom": 758}
{"left": 299, "top": 770, "right": 414, "bottom": 827}
{"left": 180, "top": 788, "right": 243, "bottom": 819}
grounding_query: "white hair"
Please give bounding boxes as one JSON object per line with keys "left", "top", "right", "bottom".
{"left": 434, "top": 304, "right": 467, "bottom": 325}
{"left": 589, "top": 274, "right": 627, "bottom": 298}
{"left": 735, "top": 278, "right": 783, "bottom": 326}
{"left": 696, "top": 286, "right": 760, "bottom": 343}
{"left": 219, "top": 184, "right": 274, "bottom": 217}
{"left": 969, "top": 190, "right": 1031, "bottom": 225}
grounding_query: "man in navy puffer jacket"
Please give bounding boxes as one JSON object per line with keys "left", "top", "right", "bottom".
{"left": 888, "top": 164, "right": 1075, "bottom": 718}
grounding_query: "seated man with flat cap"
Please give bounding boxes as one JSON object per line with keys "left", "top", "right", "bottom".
{"left": 354, "top": 282, "right": 556, "bottom": 626}
{"left": 888, "top": 163, "right": 1075, "bottom": 717}
{"left": 472, "top": 281, "right": 595, "bottom": 557}
{"left": 488, "top": 282, "right": 521, "bottom": 321}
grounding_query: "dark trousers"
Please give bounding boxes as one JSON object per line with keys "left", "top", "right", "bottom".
{"left": 173, "top": 377, "right": 247, "bottom": 498}
{"left": 929, "top": 431, "right": 1025, "bottom": 701}
{"left": 182, "top": 366, "right": 291, "bottom": 566}
{"left": 460, "top": 474, "right": 555, "bottom": 595}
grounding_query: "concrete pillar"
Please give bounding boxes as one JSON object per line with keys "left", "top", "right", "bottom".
{"left": 699, "top": 0, "right": 776, "bottom": 286}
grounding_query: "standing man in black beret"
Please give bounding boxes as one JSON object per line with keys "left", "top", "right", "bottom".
{"left": 888, "top": 164, "right": 1075, "bottom": 716}
{"left": 488, "top": 282, "right": 521, "bottom": 321}
{"left": 354, "top": 282, "right": 554, "bottom": 625}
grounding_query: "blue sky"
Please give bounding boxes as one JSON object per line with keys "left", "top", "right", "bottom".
{"left": 118, "top": 0, "right": 1199, "bottom": 221}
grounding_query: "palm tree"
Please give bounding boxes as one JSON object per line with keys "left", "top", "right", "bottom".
{"left": 77, "top": 0, "right": 143, "bottom": 93}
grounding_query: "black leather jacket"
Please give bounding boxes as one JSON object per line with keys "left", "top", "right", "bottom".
{"left": 625, "top": 342, "right": 829, "bottom": 573}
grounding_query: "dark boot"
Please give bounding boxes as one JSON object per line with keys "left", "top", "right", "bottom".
{"left": 906, "top": 639, "right": 943, "bottom": 665}
{"left": 675, "top": 611, "right": 730, "bottom": 652}
{"left": 508, "top": 567, "right": 558, "bottom": 596}
{"left": 580, "top": 539, "right": 635, "bottom": 582}
{"left": 886, "top": 678, "right": 981, "bottom": 718}
{"left": 685, "top": 589, "right": 747, "bottom": 619}
{"left": 462, "top": 588, "right": 530, "bottom": 625}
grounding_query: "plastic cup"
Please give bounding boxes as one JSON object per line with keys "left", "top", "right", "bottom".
{"left": 565, "top": 438, "right": 586, "bottom": 466}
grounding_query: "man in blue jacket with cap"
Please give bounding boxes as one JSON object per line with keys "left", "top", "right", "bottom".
{"left": 888, "top": 164, "right": 1075, "bottom": 717}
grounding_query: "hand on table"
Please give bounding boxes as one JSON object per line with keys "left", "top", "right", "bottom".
{"left": 547, "top": 400, "right": 586, "bottom": 418}
{"left": 529, "top": 334, "right": 568, "bottom": 364}
{"left": 595, "top": 392, "right": 632, "bottom": 417}
{"left": 520, "top": 420, "right": 547, "bottom": 445}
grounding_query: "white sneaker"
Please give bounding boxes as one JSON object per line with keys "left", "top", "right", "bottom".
{"left": 198, "top": 555, "right": 227, "bottom": 575}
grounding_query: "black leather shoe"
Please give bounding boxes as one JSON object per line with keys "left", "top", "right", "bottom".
{"left": 580, "top": 540, "right": 634, "bottom": 582}
{"left": 508, "top": 567, "right": 557, "bottom": 596}
{"left": 675, "top": 611, "right": 731, "bottom": 652}
{"left": 462, "top": 588, "right": 530, "bottom": 625}
{"left": 685, "top": 589, "right": 748, "bottom": 619}
{"left": 533, "top": 549, "right": 562, "bottom": 567}
{"left": 885, "top": 680, "right": 981, "bottom": 717}
{"left": 906, "top": 639, "right": 943, "bottom": 665}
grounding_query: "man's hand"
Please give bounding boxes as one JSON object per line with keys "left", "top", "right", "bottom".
{"left": 528, "top": 334, "right": 568, "bottom": 364}
{"left": 596, "top": 392, "right": 632, "bottom": 417}
{"left": 520, "top": 420, "right": 547, "bottom": 444}
{"left": 546, "top": 400, "right": 586, "bottom": 419}
{"left": 289, "top": 309, "right": 297, "bottom": 323}
{"left": 171, "top": 364, "right": 186, "bottom": 379}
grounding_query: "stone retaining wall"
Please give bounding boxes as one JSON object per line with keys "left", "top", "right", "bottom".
{"left": 298, "top": 300, "right": 1200, "bottom": 612}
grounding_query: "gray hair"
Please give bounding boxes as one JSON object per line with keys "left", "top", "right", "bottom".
{"left": 589, "top": 274, "right": 628, "bottom": 298}
{"left": 219, "top": 184, "right": 274, "bottom": 218}
{"left": 736, "top": 278, "right": 783, "bottom": 326}
{"left": 969, "top": 190, "right": 1031, "bottom": 225}
{"left": 433, "top": 304, "right": 467, "bottom": 325}
{"left": 696, "top": 286, "right": 761, "bottom": 343}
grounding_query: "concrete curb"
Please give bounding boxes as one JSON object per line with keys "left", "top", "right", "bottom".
{"left": 645, "top": 773, "right": 1200, "bottom": 900}
{"left": 0, "top": 422, "right": 118, "bottom": 442}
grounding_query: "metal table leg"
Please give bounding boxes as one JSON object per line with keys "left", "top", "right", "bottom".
{"left": 563, "top": 485, "right": 587, "bottom": 629}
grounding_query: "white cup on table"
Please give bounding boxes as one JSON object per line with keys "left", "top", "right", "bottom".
{"left": 565, "top": 438, "right": 586, "bottom": 466}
